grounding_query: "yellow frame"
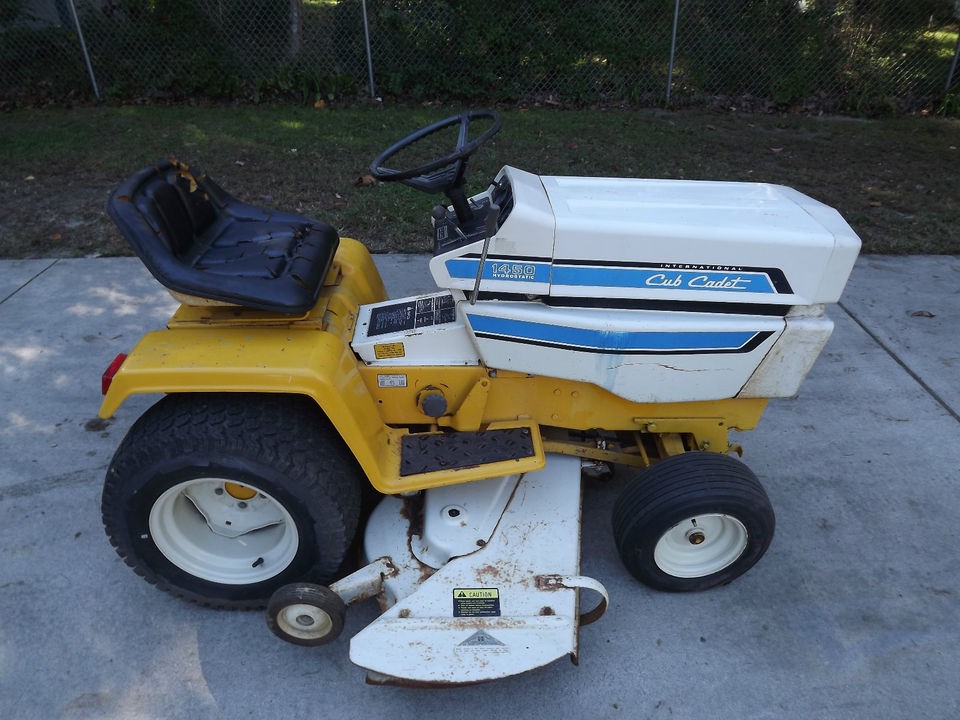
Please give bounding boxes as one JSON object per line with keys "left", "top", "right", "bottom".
{"left": 101, "top": 239, "right": 768, "bottom": 494}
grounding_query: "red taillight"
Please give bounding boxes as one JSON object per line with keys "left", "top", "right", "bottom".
{"left": 102, "top": 353, "right": 128, "bottom": 395}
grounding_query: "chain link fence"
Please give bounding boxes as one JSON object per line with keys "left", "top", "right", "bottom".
{"left": 2, "top": 0, "right": 959, "bottom": 113}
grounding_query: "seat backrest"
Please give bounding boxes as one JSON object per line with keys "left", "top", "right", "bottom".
{"left": 134, "top": 167, "right": 217, "bottom": 258}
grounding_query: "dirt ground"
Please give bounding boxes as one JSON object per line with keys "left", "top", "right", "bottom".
{"left": 0, "top": 168, "right": 128, "bottom": 259}
{"left": 3, "top": 105, "right": 960, "bottom": 259}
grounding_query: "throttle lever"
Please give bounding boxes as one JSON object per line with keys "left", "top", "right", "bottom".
{"left": 470, "top": 203, "right": 500, "bottom": 305}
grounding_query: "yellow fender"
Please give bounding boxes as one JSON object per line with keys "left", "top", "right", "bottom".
{"left": 99, "top": 239, "right": 400, "bottom": 492}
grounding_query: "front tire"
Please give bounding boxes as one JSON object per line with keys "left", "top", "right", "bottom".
{"left": 612, "top": 452, "right": 775, "bottom": 592}
{"left": 102, "top": 394, "right": 363, "bottom": 609}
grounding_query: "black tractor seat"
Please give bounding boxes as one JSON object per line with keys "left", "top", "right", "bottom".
{"left": 108, "top": 160, "right": 339, "bottom": 314}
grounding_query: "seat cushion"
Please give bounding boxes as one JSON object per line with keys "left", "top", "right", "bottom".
{"left": 108, "top": 161, "right": 339, "bottom": 314}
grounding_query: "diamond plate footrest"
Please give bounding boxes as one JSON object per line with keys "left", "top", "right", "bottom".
{"left": 400, "top": 426, "right": 536, "bottom": 476}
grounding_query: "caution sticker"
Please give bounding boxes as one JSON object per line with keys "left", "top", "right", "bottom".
{"left": 374, "top": 342, "right": 405, "bottom": 359}
{"left": 453, "top": 588, "right": 501, "bottom": 617}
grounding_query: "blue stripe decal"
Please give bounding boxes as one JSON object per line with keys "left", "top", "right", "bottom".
{"left": 467, "top": 314, "right": 758, "bottom": 353}
{"left": 551, "top": 265, "right": 777, "bottom": 294}
{"left": 447, "top": 258, "right": 552, "bottom": 283}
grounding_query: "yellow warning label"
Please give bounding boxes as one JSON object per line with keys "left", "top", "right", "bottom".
{"left": 453, "top": 588, "right": 501, "bottom": 617}
{"left": 455, "top": 588, "right": 499, "bottom": 599}
{"left": 374, "top": 342, "right": 405, "bottom": 359}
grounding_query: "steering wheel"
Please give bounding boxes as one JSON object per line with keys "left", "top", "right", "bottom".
{"left": 370, "top": 109, "right": 502, "bottom": 224}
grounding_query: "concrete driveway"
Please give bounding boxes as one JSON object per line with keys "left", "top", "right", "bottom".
{"left": 1, "top": 255, "right": 958, "bottom": 719}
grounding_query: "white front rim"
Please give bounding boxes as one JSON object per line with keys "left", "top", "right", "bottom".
{"left": 653, "top": 514, "right": 748, "bottom": 578}
{"left": 275, "top": 603, "right": 334, "bottom": 642}
{"left": 149, "top": 478, "right": 299, "bottom": 585}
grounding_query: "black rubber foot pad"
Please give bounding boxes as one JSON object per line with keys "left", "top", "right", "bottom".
{"left": 400, "top": 427, "right": 534, "bottom": 476}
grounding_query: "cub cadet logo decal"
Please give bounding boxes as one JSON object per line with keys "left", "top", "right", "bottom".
{"left": 551, "top": 263, "right": 780, "bottom": 294}
{"left": 645, "top": 272, "right": 752, "bottom": 291}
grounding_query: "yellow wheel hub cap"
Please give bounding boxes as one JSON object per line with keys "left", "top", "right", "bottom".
{"left": 224, "top": 482, "right": 258, "bottom": 500}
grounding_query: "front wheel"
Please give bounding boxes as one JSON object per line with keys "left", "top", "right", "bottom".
{"left": 612, "top": 452, "right": 775, "bottom": 592}
{"left": 101, "top": 394, "right": 363, "bottom": 609}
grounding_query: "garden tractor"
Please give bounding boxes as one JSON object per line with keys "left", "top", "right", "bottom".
{"left": 98, "top": 110, "right": 860, "bottom": 685}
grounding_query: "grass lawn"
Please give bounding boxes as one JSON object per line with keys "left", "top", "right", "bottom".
{"left": 1, "top": 104, "right": 959, "bottom": 257}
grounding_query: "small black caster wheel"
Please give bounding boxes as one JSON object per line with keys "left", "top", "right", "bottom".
{"left": 266, "top": 583, "right": 346, "bottom": 646}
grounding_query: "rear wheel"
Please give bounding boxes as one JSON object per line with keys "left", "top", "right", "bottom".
{"left": 612, "top": 452, "right": 774, "bottom": 592}
{"left": 102, "top": 394, "right": 363, "bottom": 609}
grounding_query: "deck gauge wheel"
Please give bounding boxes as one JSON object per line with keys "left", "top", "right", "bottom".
{"left": 266, "top": 583, "right": 347, "bottom": 646}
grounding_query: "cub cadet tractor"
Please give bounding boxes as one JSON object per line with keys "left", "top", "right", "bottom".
{"left": 98, "top": 110, "right": 859, "bottom": 685}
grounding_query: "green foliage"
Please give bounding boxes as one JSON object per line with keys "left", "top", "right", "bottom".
{"left": 252, "top": 66, "right": 358, "bottom": 104}
{"left": 72, "top": 0, "right": 242, "bottom": 99}
{"left": 676, "top": 1, "right": 839, "bottom": 104}
{"left": 1, "top": 0, "right": 957, "bottom": 111}
{"left": 0, "top": 26, "right": 92, "bottom": 99}
{"left": 360, "top": 0, "right": 956, "bottom": 109}
{"left": 938, "top": 91, "right": 960, "bottom": 115}
{"left": 0, "top": 0, "right": 21, "bottom": 25}
{"left": 667, "top": 0, "right": 956, "bottom": 110}
{"left": 367, "top": 0, "right": 672, "bottom": 102}
{"left": 0, "top": 0, "right": 359, "bottom": 103}
{"left": 837, "top": 0, "right": 952, "bottom": 29}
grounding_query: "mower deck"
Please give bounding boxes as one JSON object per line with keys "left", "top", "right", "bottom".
{"left": 349, "top": 454, "right": 607, "bottom": 686}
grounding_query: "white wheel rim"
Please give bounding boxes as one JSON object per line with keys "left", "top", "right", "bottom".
{"left": 274, "top": 603, "right": 334, "bottom": 642}
{"left": 653, "top": 514, "right": 748, "bottom": 578}
{"left": 149, "top": 478, "right": 299, "bottom": 585}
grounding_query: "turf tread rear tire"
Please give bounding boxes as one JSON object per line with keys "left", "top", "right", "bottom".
{"left": 102, "top": 393, "right": 363, "bottom": 609}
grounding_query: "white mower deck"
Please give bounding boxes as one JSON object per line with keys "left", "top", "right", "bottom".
{"left": 343, "top": 454, "right": 606, "bottom": 686}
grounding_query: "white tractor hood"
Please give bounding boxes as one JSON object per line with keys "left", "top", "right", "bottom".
{"left": 432, "top": 166, "right": 861, "bottom": 308}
